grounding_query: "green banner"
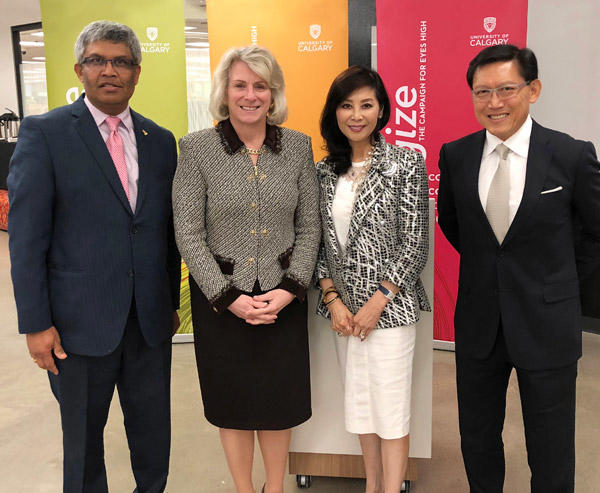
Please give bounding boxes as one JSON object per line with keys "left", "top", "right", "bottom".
{"left": 40, "top": 0, "right": 192, "bottom": 334}
{"left": 40, "top": 0, "right": 188, "bottom": 140}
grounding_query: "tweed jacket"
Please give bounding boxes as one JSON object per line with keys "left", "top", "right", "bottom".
{"left": 173, "top": 119, "right": 320, "bottom": 313}
{"left": 315, "top": 139, "right": 431, "bottom": 329}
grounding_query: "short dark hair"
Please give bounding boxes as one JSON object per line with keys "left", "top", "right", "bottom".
{"left": 320, "top": 66, "right": 391, "bottom": 175}
{"left": 466, "top": 45, "right": 538, "bottom": 88}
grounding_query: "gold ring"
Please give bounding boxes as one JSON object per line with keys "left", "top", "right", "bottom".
{"left": 359, "top": 332, "right": 366, "bottom": 340}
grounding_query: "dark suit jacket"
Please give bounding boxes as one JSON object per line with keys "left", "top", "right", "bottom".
{"left": 580, "top": 266, "right": 600, "bottom": 319}
{"left": 8, "top": 95, "right": 180, "bottom": 356}
{"left": 438, "top": 120, "right": 600, "bottom": 370}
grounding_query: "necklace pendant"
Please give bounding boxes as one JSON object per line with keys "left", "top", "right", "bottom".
{"left": 245, "top": 146, "right": 263, "bottom": 156}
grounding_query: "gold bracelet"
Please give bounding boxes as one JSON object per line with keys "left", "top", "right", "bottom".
{"left": 323, "top": 291, "right": 339, "bottom": 304}
{"left": 322, "top": 286, "right": 337, "bottom": 297}
{"left": 325, "top": 294, "right": 340, "bottom": 306}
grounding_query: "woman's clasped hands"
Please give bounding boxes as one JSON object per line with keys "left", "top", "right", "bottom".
{"left": 328, "top": 295, "right": 386, "bottom": 342}
{"left": 228, "top": 289, "right": 295, "bottom": 325}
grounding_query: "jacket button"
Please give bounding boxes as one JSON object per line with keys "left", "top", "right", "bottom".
{"left": 260, "top": 173, "right": 267, "bottom": 181}
{"left": 250, "top": 229, "right": 256, "bottom": 236}
{"left": 131, "top": 226, "right": 138, "bottom": 234}
{"left": 247, "top": 174, "right": 255, "bottom": 182}
{"left": 261, "top": 229, "right": 268, "bottom": 235}
{"left": 128, "top": 270, "right": 134, "bottom": 278}
{"left": 248, "top": 257, "right": 255, "bottom": 264}
{"left": 250, "top": 202, "right": 257, "bottom": 209}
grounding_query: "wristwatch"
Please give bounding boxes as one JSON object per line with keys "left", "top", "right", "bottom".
{"left": 377, "top": 284, "right": 396, "bottom": 301}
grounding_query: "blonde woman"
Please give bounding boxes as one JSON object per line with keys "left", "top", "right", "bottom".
{"left": 173, "top": 46, "right": 320, "bottom": 493}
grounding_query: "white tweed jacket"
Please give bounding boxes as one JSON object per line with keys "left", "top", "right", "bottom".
{"left": 173, "top": 119, "right": 320, "bottom": 313}
{"left": 315, "top": 139, "right": 431, "bottom": 328}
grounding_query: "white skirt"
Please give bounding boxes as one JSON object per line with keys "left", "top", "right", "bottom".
{"left": 334, "top": 325, "right": 416, "bottom": 439}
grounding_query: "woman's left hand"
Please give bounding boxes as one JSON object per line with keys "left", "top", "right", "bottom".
{"left": 252, "top": 289, "right": 295, "bottom": 317}
{"left": 352, "top": 293, "right": 387, "bottom": 341}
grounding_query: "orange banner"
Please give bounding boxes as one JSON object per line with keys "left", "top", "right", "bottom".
{"left": 206, "top": 0, "right": 348, "bottom": 160}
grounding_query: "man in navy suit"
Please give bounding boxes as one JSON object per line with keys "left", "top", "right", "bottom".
{"left": 438, "top": 45, "right": 600, "bottom": 492}
{"left": 8, "top": 21, "right": 180, "bottom": 492}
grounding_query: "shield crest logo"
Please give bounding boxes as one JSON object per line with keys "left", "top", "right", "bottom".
{"left": 309, "top": 24, "right": 321, "bottom": 40}
{"left": 147, "top": 27, "right": 158, "bottom": 42}
{"left": 483, "top": 17, "right": 497, "bottom": 33}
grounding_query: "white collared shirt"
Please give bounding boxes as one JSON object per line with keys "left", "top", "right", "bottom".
{"left": 478, "top": 115, "right": 532, "bottom": 225}
{"left": 83, "top": 95, "right": 139, "bottom": 212}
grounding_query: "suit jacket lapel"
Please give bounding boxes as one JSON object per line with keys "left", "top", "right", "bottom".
{"left": 72, "top": 97, "right": 133, "bottom": 215}
{"left": 464, "top": 131, "right": 501, "bottom": 245}
{"left": 503, "top": 120, "right": 551, "bottom": 245}
{"left": 320, "top": 170, "right": 344, "bottom": 263}
{"left": 345, "top": 143, "right": 386, "bottom": 249}
{"left": 131, "top": 110, "right": 148, "bottom": 216}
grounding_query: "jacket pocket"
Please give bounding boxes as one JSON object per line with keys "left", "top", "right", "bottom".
{"left": 278, "top": 247, "right": 293, "bottom": 270}
{"left": 543, "top": 280, "right": 579, "bottom": 303}
{"left": 214, "top": 255, "right": 235, "bottom": 276}
{"left": 49, "top": 267, "right": 85, "bottom": 277}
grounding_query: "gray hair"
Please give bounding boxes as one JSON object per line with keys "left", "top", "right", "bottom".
{"left": 74, "top": 20, "right": 142, "bottom": 65}
{"left": 209, "top": 45, "right": 287, "bottom": 125}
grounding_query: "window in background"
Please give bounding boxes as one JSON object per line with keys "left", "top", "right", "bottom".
{"left": 11, "top": 23, "right": 48, "bottom": 118}
{"left": 185, "top": 18, "right": 212, "bottom": 131}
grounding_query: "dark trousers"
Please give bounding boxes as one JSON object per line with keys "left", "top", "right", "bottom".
{"left": 48, "top": 310, "right": 172, "bottom": 493}
{"left": 456, "top": 327, "right": 577, "bottom": 493}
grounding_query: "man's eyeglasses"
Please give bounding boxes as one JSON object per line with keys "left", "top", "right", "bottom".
{"left": 81, "top": 56, "right": 138, "bottom": 71}
{"left": 472, "top": 81, "right": 532, "bottom": 102}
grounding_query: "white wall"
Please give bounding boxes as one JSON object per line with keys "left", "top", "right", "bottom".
{"left": 528, "top": 0, "right": 600, "bottom": 149}
{"left": 0, "top": 0, "right": 40, "bottom": 115}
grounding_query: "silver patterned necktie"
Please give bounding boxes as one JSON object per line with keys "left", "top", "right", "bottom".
{"left": 485, "top": 143, "right": 511, "bottom": 243}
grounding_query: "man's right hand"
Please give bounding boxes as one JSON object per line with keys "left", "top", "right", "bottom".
{"left": 26, "top": 326, "right": 67, "bottom": 375}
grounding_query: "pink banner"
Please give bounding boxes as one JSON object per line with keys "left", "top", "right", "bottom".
{"left": 377, "top": 1, "right": 528, "bottom": 341}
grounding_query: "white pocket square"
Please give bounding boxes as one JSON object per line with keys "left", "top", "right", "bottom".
{"left": 540, "top": 186, "right": 563, "bottom": 195}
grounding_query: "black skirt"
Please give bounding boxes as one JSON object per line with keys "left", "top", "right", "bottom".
{"left": 189, "top": 277, "right": 311, "bottom": 430}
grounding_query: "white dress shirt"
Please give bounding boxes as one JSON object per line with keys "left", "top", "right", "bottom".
{"left": 84, "top": 95, "right": 139, "bottom": 212}
{"left": 478, "top": 115, "right": 532, "bottom": 225}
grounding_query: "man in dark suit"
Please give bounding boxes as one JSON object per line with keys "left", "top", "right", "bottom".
{"left": 438, "top": 45, "right": 600, "bottom": 492}
{"left": 8, "top": 21, "right": 180, "bottom": 492}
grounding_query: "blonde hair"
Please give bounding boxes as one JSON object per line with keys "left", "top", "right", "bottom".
{"left": 209, "top": 45, "right": 287, "bottom": 125}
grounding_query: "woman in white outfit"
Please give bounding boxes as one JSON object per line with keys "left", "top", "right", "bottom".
{"left": 315, "top": 66, "right": 431, "bottom": 493}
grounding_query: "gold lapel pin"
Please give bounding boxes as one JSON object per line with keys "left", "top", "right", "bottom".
{"left": 142, "top": 129, "right": 148, "bottom": 136}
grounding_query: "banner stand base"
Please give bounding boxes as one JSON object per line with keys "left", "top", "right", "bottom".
{"left": 433, "top": 339, "right": 455, "bottom": 352}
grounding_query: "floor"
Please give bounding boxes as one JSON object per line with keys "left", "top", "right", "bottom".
{"left": 1, "top": 230, "right": 599, "bottom": 492}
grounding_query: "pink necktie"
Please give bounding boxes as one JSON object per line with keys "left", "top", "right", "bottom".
{"left": 105, "top": 116, "right": 130, "bottom": 200}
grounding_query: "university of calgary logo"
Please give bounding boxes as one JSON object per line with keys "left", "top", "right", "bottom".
{"left": 483, "top": 17, "right": 497, "bottom": 33}
{"left": 141, "top": 26, "right": 170, "bottom": 54}
{"left": 146, "top": 27, "right": 158, "bottom": 42}
{"left": 298, "top": 23, "right": 332, "bottom": 53}
{"left": 310, "top": 24, "right": 321, "bottom": 40}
